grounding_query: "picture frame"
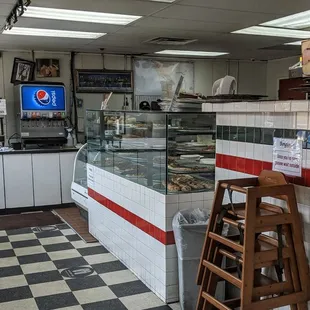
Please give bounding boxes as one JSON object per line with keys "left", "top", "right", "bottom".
{"left": 76, "top": 69, "right": 133, "bottom": 93}
{"left": 36, "top": 58, "right": 60, "bottom": 78}
{"left": 10, "top": 58, "right": 35, "bottom": 84}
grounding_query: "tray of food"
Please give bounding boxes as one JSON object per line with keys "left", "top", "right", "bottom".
{"left": 161, "top": 175, "right": 214, "bottom": 193}
{"left": 168, "top": 160, "right": 215, "bottom": 174}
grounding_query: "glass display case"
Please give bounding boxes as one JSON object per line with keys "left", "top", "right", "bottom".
{"left": 86, "top": 110, "right": 216, "bottom": 195}
{"left": 71, "top": 143, "right": 90, "bottom": 211}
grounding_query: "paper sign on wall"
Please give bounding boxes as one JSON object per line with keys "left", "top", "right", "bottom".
{"left": 0, "top": 99, "right": 7, "bottom": 116}
{"left": 273, "top": 138, "right": 302, "bottom": 177}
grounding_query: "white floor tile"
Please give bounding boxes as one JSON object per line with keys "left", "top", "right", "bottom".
{"left": 0, "top": 231, "right": 7, "bottom": 237}
{"left": 30, "top": 280, "right": 71, "bottom": 297}
{"left": 120, "top": 292, "right": 166, "bottom": 310}
{"left": 100, "top": 270, "right": 139, "bottom": 286}
{"left": 60, "top": 229, "right": 76, "bottom": 236}
{"left": 0, "top": 298, "right": 38, "bottom": 310}
{"left": 169, "top": 303, "right": 181, "bottom": 310}
{"left": 48, "top": 249, "right": 81, "bottom": 261}
{"left": 39, "top": 236, "right": 68, "bottom": 245}
{"left": 0, "top": 242, "right": 12, "bottom": 250}
{"left": 71, "top": 241, "right": 100, "bottom": 249}
{"left": 73, "top": 286, "right": 116, "bottom": 304}
{"left": 0, "top": 256, "right": 19, "bottom": 268}
{"left": 8, "top": 233, "right": 36, "bottom": 242}
{"left": 84, "top": 253, "right": 117, "bottom": 265}
{"left": 14, "top": 246, "right": 45, "bottom": 257}
{"left": 21, "top": 261, "right": 57, "bottom": 275}
{"left": 0, "top": 275, "right": 27, "bottom": 289}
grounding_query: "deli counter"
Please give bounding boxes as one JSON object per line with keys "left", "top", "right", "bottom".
{"left": 86, "top": 110, "right": 216, "bottom": 303}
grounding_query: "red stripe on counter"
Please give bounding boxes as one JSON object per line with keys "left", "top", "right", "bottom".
{"left": 88, "top": 188, "right": 175, "bottom": 245}
{"left": 216, "top": 154, "right": 307, "bottom": 186}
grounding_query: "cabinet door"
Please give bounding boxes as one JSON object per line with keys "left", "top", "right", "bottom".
{"left": 32, "top": 153, "right": 61, "bottom": 206}
{"left": 60, "top": 152, "right": 76, "bottom": 203}
{"left": 0, "top": 156, "right": 5, "bottom": 209}
{"left": 4, "top": 154, "right": 34, "bottom": 208}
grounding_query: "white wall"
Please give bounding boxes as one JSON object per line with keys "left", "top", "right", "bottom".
{"left": 194, "top": 59, "right": 267, "bottom": 96}
{"left": 0, "top": 50, "right": 271, "bottom": 139}
{"left": 266, "top": 56, "right": 300, "bottom": 100}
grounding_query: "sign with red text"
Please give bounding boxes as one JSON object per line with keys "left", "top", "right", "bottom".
{"left": 273, "top": 138, "right": 302, "bottom": 177}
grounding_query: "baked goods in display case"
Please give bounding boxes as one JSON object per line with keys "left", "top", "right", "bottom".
{"left": 86, "top": 110, "right": 216, "bottom": 195}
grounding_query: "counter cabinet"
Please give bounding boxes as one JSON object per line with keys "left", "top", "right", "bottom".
{"left": 0, "top": 150, "right": 77, "bottom": 210}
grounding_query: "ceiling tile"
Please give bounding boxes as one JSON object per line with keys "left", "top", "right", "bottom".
{"left": 178, "top": 0, "right": 310, "bottom": 15}
{"left": 153, "top": 5, "right": 282, "bottom": 25}
{"left": 132, "top": 16, "right": 240, "bottom": 33}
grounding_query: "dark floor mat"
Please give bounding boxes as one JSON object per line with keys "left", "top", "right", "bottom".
{"left": 53, "top": 207, "right": 97, "bottom": 243}
{"left": 0, "top": 211, "right": 63, "bottom": 231}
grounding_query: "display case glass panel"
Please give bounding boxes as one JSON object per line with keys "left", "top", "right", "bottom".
{"left": 86, "top": 110, "right": 216, "bottom": 195}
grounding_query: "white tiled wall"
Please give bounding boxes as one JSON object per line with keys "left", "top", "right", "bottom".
{"left": 87, "top": 164, "right": 214, "bottom": 303}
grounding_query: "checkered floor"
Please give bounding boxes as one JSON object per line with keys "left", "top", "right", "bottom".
{"left": 0, "top": 223, "right": 180, "bottom": 310}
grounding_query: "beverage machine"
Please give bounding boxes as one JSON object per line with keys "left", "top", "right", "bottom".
{"left": 14, "top": 82, "right": 68, "bottom": 147}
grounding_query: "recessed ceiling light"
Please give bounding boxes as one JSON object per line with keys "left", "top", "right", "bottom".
{"left": 2, "top": 27, "right": 105, "bottom": 39}
{"left": 261, "top": 10, "right": 310, "bottom": 29}
{"left": 23, "top": 6, "right": 142, "bottom": 25}
{"left": 285, "top": 41, "right": 302, "bottom": 46}
{"left": 155, "top": 50, "right": 228, "bottom": 56}
{"left": 232, "top": 26, "right": 310, "bottom": 39}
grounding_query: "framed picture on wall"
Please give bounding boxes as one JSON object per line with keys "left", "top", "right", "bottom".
{"left": 36, "top": 58, "right": 60, "bottom": 78}
{"left": 76, "top": 69, "right": 133, "bottom": 93}
{"left": 10, "top": 58, "right": 35, "bottom": 84}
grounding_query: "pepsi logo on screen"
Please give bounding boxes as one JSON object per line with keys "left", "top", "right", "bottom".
{"left": 35, "top": 90, "right": 50, "bottom": 106}
{"left": 34, "top": 89, "right": 57, "bottom": 107}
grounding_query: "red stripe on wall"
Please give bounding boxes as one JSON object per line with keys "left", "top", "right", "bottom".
{"left": 216, "top": 153, "right": 306, "bottom": 186}
{"left": 88, "top": 188, "right": 175, "bottom": 245}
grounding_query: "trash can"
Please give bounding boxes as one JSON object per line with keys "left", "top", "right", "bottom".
{"left": 172, "top": 208, "right": 210, "bottom": 310}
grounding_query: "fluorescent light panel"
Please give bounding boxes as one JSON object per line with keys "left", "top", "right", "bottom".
{"left": 261, "top": 10, "right": 310, "bottom": 29}
{"left": 23, "top": 6, "right": 142, "bottom": 25}
{"left": 149, "top": 0, "right": 175, "bottom": 2}
{"left": 155, "top": 50, "right": 228, "bottom": 56}
{"left": 2, "top": 27, "right": 105, "bottom": 39}
{"left": 285, "top": 41, "right": 302, "bottom": 46}
{"left": 233, "top": 26, "right": 310, "bottom": 38}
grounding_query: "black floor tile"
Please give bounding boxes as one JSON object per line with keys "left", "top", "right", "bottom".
{"left": 43, "top": 242, "right": 74, "bottom": 252}
{"left": 34, "top": 230, "right": 63, "bottom": 239}
{"left": 53, "top": 257, "right": 89, "bottom": 270}
{"left": 109, "top": 280, "right": 150, "bottom": 298}
{"left": 56, "top": 223, "right": 70, "bottom": 230}
{"left": 18, "top": 253, "right": 51, "bottom": 265}
{"left": 0, "top": 286, "right": 32, "bottom": 303}
{"left": 0, "top": 236, "right": 9, "bottom": 243}
{"left": 6, "top": 227, "right": 33, "bottom": 236}
{"left": 25, "top": 270, "right": 63, "bottom": 285}
{"left": 66, "top": 234, "right": 81, "bottom": 242}
{"left": 0, "top": 265, "right": 23, "bottom": 278}
{"left": 66, "top": 275, "right": 106, "bottom": 291}
{"left": 82, "top": 299, "right": 127, "bottom": 310}
{"left": 92, "top": 261, "right": 127, "bottom": 275}
{"left": 0, "top": 249, "right": 15, "bottom": 258}
{"left": 11, "top": 239, "right": 40, "bottom": 249}
{"left": 77, "top": 246, "right": 108, "bottom": 256}
{"left": 35, "top": 292, "right": 79, "bottom": 310}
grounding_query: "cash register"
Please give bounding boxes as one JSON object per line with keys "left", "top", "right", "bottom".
{"left": 14, "top": 82, "right": 67, "bottom": 147}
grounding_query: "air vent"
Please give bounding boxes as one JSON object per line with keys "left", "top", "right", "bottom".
{"left": 145, "top": 37, "right": 197, "bottom": 46}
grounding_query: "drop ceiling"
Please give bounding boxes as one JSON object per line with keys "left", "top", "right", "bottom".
{"left": 0, "top": 0, "right": 309, "bottom": 60}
